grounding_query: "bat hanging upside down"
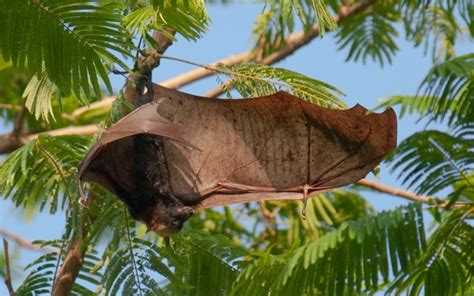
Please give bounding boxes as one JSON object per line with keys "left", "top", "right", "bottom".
{"left": 78, "top": 84, "right": 397, "bottom": 236}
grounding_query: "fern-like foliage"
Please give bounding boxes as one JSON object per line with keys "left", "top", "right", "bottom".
{"left": 15, "top": 245, "right": 59, "bottom": 295}
{"left": 387, "top": 130, "right": 474, "bottom": 196}
{"left": 379, "top": 54, "right": 474, "bottom": 199}
{"left": 102, "top": 238, "right": 164, "bottom": 295}
{"left": 336, "top": 2, "right": 399, "bottom": 67}
{"left": 388, "top": 208, "right": 474, "bottom": 295}
{"left": 0, "top": 135, "right": 91, "bottom": 214}
{"left": 0, "top": 0, "right": 133, "bottom": 119}
{"left": 16, "top": 240, "right": 104, "bottom": 296}
{"left": 420, "top": 53, "right": 474, "bottom": 124}
{"left": 217, "top": 63, "right": 346, "bottom": 109}
{"left": 379, "top": 54, "right": 474, "bottom": 125}
{"left": 400, "top": 0, "right": 471, "bottom": 61}
{"left": 252, "top": 0, "right": 336, "bottom": 58}
{"left": 101, "top": 229, "right": 247, "bottom": 295}
{"left": 162, "top": 229, "right": 248, "bottom": 295}
{"left": 231, "top": 204, "right": 426, "bottom": 295}
{"left": 22, "top": 69, "right": 59, "bottom": 121}
{"left": 124, "top": 0, "right": 209, "bottom": 43}
{"left": 261, "top": 191, "right": 372, "bottom": 251}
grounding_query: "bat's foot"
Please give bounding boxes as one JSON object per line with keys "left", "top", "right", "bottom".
{"left": 301, "top": 185, "right": 310, "bottom": 219}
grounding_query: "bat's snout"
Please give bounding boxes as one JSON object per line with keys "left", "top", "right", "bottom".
{"left": 145, "top": 205, "right": 195, "bottom": 237}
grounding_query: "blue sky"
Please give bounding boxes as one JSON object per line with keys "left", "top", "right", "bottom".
{"left": 1, "top": 2, "right": 473, "bottom": 292}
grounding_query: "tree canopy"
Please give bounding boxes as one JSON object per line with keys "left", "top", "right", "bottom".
{"left": 0, "top": 0, "right": 473, "bottom": 295}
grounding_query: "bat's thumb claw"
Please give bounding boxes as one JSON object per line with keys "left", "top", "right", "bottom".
{"left": 301, "top": 208, "right": 307, "bottom": 220}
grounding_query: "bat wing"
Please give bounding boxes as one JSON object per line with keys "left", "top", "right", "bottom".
{"left": 188, "top": 102, "right": 397, "bottom": 209}
{"left": 79, "top": 84, "right": 397, "bottom": 211}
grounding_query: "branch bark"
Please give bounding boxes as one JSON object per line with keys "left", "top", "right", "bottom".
{"left": 0, "top": 134, "right": 22, "bottom": 155}
{"left": 51, "top": 238, "right": 84, "bottom": 296}
{"left": 24, "top": 124, "right": 99, "bottom": 142}
{"left": 125, "top": 29, "right": 177, "bottom": 107}
{"left": 3, "top": 239, "right": 16, "bottom": 296}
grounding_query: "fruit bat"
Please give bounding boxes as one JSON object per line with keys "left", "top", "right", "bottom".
{"left": 78, "top": 84, "right": 397, "bottom": 236}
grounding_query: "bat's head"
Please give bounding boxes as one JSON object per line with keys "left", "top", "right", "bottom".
{"left": 143, "top": 203, "right": 195, "bottom": 236}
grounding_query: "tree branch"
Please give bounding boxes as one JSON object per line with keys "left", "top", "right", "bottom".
{"left": 159, "top": 52, "right": 251, "bottom": 89}
{"left": 0, "top": 228, "right": 54, "bottom": 253}
{"left": 67, "top": 96, "right": 116, "bottom": 121}
{"left": 51, "top": 237, "right": 84, "bottom": 296}
{"left": 24, "top": 125, "right": 99, "bottom": 142}
{"left": 204, "top": 0, "right": 376, "bottom": 98}
{"left": 356, "top": 178, "right": 472, "bottom": 208}
{"left": 126, "top": 28, "right": 177, "bottom": 107}
{"left": 0, "top": 134, "right": 22, "bottom": 155}
{"left": 0, "top": 106, "right": 28, "bottom": 154}
{"left": 2, "top": 239, "right": 16, "bottom": 296}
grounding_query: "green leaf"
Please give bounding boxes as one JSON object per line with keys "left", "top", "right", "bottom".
{"left": 231, "top": 204, "right": 426, "bottom": 295}
{"left": 217, "top": 63, "right": 346, "bottom": 109}
{"left": 0, "top": 0, "right": 134, "bottom": 120}
{"left": 252, "top": 0, "right": 336, "bottom": 58}
{"left": 336, "top": 2, "right": 399, "bottom": 67}
{"left": 124, "top": 0, "right": 209, "bottom": 42}
{"left": 23, "top": 70, "right": 58, "bottom": 121}
{"left": 0, "top": 135, "right": 91, "bottom": 214}
{"left": 387, "top": 130, "right": 474, "bottom": 196}
{"left": 388, "top": 208, "right": 474, "bottom": 296}
{"left": 378, "top": 54, "right": 474, "bottom": 126}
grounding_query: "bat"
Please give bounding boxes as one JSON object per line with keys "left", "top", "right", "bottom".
{"left": 78, "top": 84, "right": 397, "bottom": 236}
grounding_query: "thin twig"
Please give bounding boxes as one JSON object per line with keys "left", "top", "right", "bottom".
{"left": 0, "top": 228, "right": 54, "bottom": 253}
{"left": 0, "top": 103, "right": 22, "bottom": 111}
{"left": 159, "top": 52, "right": 251, "bottom": 89}
{"left": 3, "top": 238, "right": 16, "bottom": 296}
{"left": 258, "top": 201, "right": 277, "bottom": 236}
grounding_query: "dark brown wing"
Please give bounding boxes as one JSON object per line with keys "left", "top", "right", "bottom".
{"left": 77, "top": 99, "right": 193, "bottom": 197}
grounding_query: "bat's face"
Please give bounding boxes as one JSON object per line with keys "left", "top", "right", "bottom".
{"left": 143, "top": 202, "right": 195, "bottom": 236}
